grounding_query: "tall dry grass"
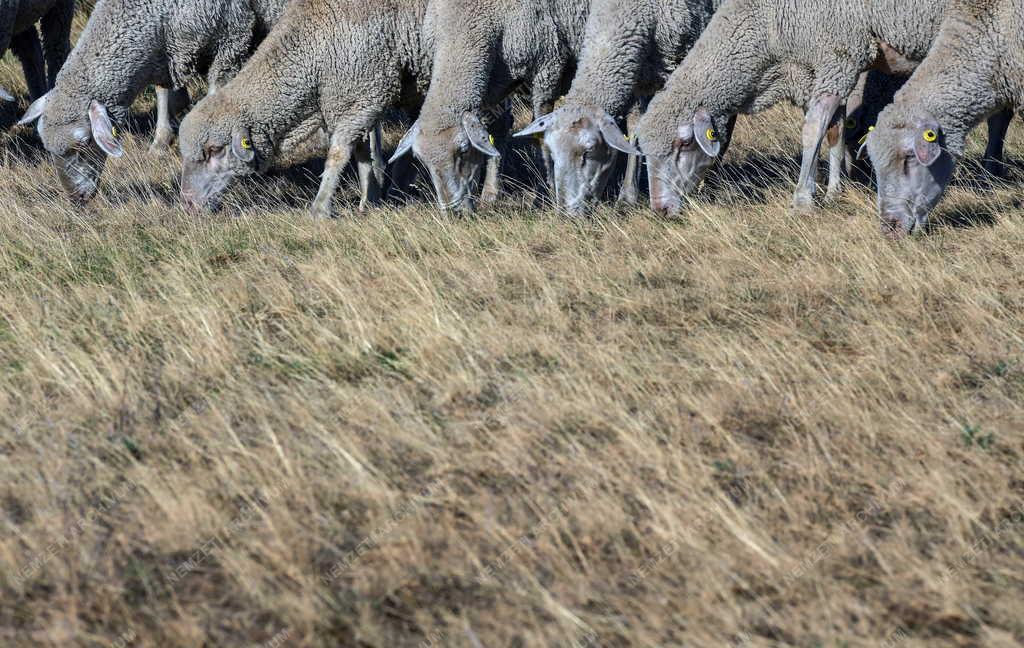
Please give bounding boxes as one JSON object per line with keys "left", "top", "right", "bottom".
{"left": 1, "top": 38, "right": 1024, "bottom": 648}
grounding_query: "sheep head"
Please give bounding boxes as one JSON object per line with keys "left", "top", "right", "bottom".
{"left": 515, "top": 106, "right": 639, "bottom": 215}
{"left": 391, "top": 112, "right": 499, "bottom": 213}
{"left": 178, "top": 96, "right": 260, "bottom": 212}
{"left": 638, "top": 108, "right": 724, "bottom": 216}
{"left": 865, "top": 110, "right": 955, "bottom": 237}
{"left": 19, "top": 95, "right": 124, "bottom": 203}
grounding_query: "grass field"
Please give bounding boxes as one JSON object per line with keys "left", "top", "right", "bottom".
{"left": 2, "top": 33, "right": 1024, "bottom": 648}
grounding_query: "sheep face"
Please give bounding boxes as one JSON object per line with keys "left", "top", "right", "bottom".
{"left": 19, "top": 95, "right": 124, "bottom": 203}
{"left": 178, "top": 109, "right": 257, "bottom": 212}
{"left": 393, "top": 113, "right": 499, "bottom": 212}
{"left": 516, "top": 107, "right": 640, "bottom": 215}
{"left": 640, "top": 109, "right": 723, "bottom": 215}
{"left": 866, "top": 113, "right": 955, "bottom": 237}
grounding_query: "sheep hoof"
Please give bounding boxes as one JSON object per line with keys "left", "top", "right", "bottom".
{"left": 309, "top": 203, "right": 334, "bottom": 220}
{"left": 823, "top": 189, "right": 843, "bottom": 205}
{"left": 791, "top": 192, "right": 816, "bottom": 211}
{"left": 149, "top": 130, "right": 176, "bottom": 154}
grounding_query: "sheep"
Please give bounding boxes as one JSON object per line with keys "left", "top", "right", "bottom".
{"left": 17, "top": 0, "right": 287, "bottom": 202}
{"left": 178, "top": 0, "right": 433, "bottom": 218}
{"left": 635, "top": 0, "right": 1010, "bottom": 215}
{"left": 865, "top": 0, "right": 1023, "bottom": 236}
{"left": 0, "top": 0, "right": 74, "bottom": 102}
{"left": 512, "top": 0, "right": 719, "bottom": 214}
{"left": 389, "top": 0, "right": 593, "bottom": 212}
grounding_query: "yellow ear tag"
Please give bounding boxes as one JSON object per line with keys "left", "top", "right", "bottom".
{"left": 488, "top": 134, "right": 495, "bottom": 146}
{"left": 241, "top": 137, "right": 253, "bottom": 150}
{"left": 705, "top": 128, "right": 717, "bottom": 142}
{"left": 111, "top": 126, "right": 119, "bottom": 138}
{"left": 922, "top": 129, "right": 938, "bottom": 143}
{"left": 858, "top": 125, "right": 875, "bottom": 146}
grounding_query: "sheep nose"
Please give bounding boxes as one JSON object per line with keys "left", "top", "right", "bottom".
{"left": 650, "top": 197, "right": 679, "bottom": 218}
{"left": 879, "top": 212, "right": 909, "bottom": 240}
{"left": 180, "top": 188, "right": 203, "bottom": 213}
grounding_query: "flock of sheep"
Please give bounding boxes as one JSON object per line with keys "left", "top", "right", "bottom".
{"left": 2, "top": 0, "right": 1021, "bottom": 237}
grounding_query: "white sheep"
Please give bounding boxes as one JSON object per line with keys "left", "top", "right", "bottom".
{"left": 18, "top": 0, "right": 287, "bottom": 201}
{"left": 178, "top": 0, "right": 433, "bottom": 218}
{"left": 635, "top": 0, "right": 997, "bottom": 215}
{"left": 389, "top": 0, "right": 593, "bottom": 212}
{"left": 865, "top": 0, "right": 1022, "bottom": 236}
{"left": 513, "top": 0, "right": 720, "bottom": 214}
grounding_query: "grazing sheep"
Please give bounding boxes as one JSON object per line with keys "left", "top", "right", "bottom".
{"left": 17, "top": 0, "right": 287, "bottom": 202}
{"left": 513, "top": 0, "right": 719, "bottom": 214}
{"left": 178, "top": 0, "right": 432, "bottom": 218}
{"left": 390, "top": 0, "right": 593, "bottom": 212}
{"left": 865, "top": 0, "right": 1022, "bottom": 236}
{"left": 0, "top": 0, "right": 74, "bottom": 102}
{"left": 635, "top": 0, "right": 1003, "bottom": 215}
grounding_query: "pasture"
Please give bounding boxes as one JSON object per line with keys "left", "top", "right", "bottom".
{"left": 2, "top": 19, "right": 1024, "bottom": 648}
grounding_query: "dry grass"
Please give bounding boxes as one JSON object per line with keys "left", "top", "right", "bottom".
{"left": 2, "top": 41, "right": 1024, "bottom": 648}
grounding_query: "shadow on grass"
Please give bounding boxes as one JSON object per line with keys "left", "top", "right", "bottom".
{"left": 708, "top": 153, "right": 802, "bottom": 204}
{"left": 928, "top": 204, "right": 1003, "bottom": 232}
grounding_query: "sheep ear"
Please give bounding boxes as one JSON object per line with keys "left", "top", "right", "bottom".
{"left": 462, "top": 113, "right": 499, "bottom": 157}
{"left": 693, "top": 109, "right": 721, "bottom": 158}
{"left": 389, "top": 121, "right": 420, "bottom": 163}
{"left": 0, "top": 87, "right": 14, "bottom": 102}
{"left": 598, "top": 113, "right": 640, "bottom": 156}
{"left": 19, "top": 92, "right": 49, "bottom": 126}
{"left": 231, "top": 128, "right": 256, "bottom": 162}
{"left": 514, "top": 110, "right": 556, "bottom": 139}
{"left": 914, "top": 120, "right": 942, "bottom": 167}
{"left": 89, "top": 101, "right": 124, "bottom": 158}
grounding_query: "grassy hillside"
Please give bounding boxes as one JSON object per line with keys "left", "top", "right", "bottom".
{"left": 2, "top": 31, "right": 1024, "bottom": 648}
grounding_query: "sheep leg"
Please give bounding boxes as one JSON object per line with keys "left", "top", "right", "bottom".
{"left": 793, "top": 94, "right": 842, "bottom": 209}
{"left": 618, "top": 109, "right": 641, "bottom": 206}
{"left": 40, "top": 0, "right": 73, "bottom": 90}
{"left": 311, "top": 130, "right": 354, "bottom": 219}
{"left": 370, "top": 123, "right": 386, "bottom": 189}
{"left": 354, "top": 128, "right": 384, "bottom": 212}
{"left": 824, "top": 105, "right": 846, "bottom": 202}
{"left": 481, "top": 101, "right": 512, "bottom": 204}
{"left": 11, "top": 30, "right": 47, "bottom": 100}
{"left": 982, "top": 109, "right": 1013, "bottom": 180}
{"left": 151, "top": 87, "right": 177, "bottom": 152}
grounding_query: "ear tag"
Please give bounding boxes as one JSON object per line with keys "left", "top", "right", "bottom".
{"left": 922, "top": 129, "right": 937, "bottom": 143}
{"left": 241, "top": 137, "right": 253, "bottom": 150}
{"left": 111, "top": 126, "right": 120, "bottom": 138}
{"left": 488, "top": 134, "right": 495, "bottom": 146}
{"left": 705, "top": 128, "right": 717, "bottom": 142}
{"left": 858, "top": 126, "right": 875, "bottom": 146}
